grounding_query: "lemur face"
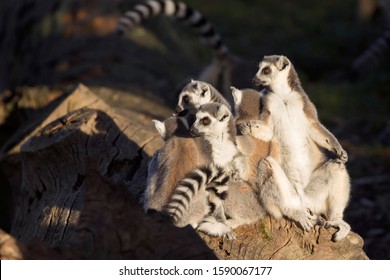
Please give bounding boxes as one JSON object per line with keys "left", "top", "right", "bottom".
{"left": 190, "top": 103, "right": 231, "bottom": 138}
{"left": 176, "top": 80, "right": 212, "bottom": 113}
{"left": 253, "top": 61, "right": 277, "bottom": 87}
{"left": 253, "top": 55, "right": 290, "bottom": 88}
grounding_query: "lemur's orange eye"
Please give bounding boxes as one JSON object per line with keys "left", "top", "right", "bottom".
{"left": 262, "top": 67, "right": 271, "bottom": 75}
{"left": 182, "top": 95, "right": 189, "bottom": 104}
{"left": 201, "top": 117, "right": 210, "bottom": 126}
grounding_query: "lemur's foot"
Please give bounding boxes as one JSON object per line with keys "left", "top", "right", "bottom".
{"left": 197, "top": 217, "right": 236, "bottom": 240}
{"left": 224, "top": 230, "right": 237, "bottom": 240}
{"left": 289, "top": 209, "right": 317, "bottom": 232}
{"left": 324, "top": 219, "right": 351, "bottom": 241}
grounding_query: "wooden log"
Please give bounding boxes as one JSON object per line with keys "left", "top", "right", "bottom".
{"left": 0, "top": 84, "right": 164, "bottom": 228}
{"left": 201, "top": 217, "right": 368, "bottom": 260}
{"left": 1, "top": 85, "right": 368, "bottom": 260}
{"left": 1, "top": 165, "right": 216, "bottom": 259}
{"left": 5, "top": 105, "right": 215, "bottom": 259}
{"left": 11, "top": 106, "right": 158, "bottom": 245}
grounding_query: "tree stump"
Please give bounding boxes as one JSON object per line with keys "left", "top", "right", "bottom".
{"left": 0, "top": 85, "right": 369, "bottom": 260}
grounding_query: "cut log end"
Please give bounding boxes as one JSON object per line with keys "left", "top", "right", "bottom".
{"left": 22, "top": 107, "right": 97, "bottom": 153}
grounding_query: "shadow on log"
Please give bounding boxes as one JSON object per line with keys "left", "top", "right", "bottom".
{"left": 0, "top": 85, "right": 368, "bottom": 259}
{"left": 0, "top": 156, "right": 216, "bottom": 260}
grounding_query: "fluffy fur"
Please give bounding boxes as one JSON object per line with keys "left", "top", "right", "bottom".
{"left": 243, "top": 55, "right": 351, "bottom": 241}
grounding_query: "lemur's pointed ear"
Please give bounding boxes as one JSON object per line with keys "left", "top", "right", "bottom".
{"left": 200, "top": 83, "right": 210, "bottom": 96}
{"left": 152, "top": 120, "right": 166, "bottom": 139}
{"left": 276, "top": 56, "right": 290, "bottom": 71}
{"left": 230, "top": 86, "right": 242, "bottom": 106}
{"left": 217, "top": 104, "right": 231, "bottom": 122}
{"left": 191, "top": 78, "right": 196, "bottom": 83}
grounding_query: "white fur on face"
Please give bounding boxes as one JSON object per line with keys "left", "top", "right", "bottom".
{"left": 192, "top": 111, "right": 228, "bottom": 138}
{"left": 256, "top": 61, "right": 291, "bottom": 95}
{"left": 255, "top": 61, "right": 273, "bottom": 86}
{"left": 177, "top": 82, "right": 213, "bottom": 110}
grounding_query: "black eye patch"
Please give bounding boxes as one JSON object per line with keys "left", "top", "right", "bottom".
{"left": 261, "top": 66, "right": 271, "bottom": 75}
{"left": 182, "top": 95, "right": 190, "bottom": 104}
{"left": 201, "top": 117, "right": 211, "bottom": 126}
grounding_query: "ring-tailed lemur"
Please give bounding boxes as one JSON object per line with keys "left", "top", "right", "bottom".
{"left": 176, "top": 79, "right": 231, "bottom": 113}
{"left": 145, "top": 80, "right": 231, "bottom": 214}
{"left": 152, "top": 79, "right": 230, "bottom": 141}
{"left": 230, "top": 86, "right": 318, "bottom": 231}
{"left": 240, "top": 55, "right": 351, "bottom": 241}
{"left": 164, "top": 102, "right": 245, "bottom": 237}
{"left": 146, "top": 102, "right": 244, "bottom": 239}
{"left": 116, "top": 0, "right": 254, "bottom": 95}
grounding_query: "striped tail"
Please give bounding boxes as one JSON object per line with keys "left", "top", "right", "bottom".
{"left": 116, "top": 0, "right": 229, "bottom": 57}
{"left": 165, "top": 164, "right": 230, "bottom": 224}
{"left": 352, "top": 28, "right": 390, "bottom": 75}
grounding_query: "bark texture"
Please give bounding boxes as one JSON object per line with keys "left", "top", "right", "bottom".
{"left": 0, "top": 85, "right": 368, "bottom": 260}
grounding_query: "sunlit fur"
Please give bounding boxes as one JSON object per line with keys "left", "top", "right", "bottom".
{"left": 245, "top": 55, "right": 351, "bottom": 241}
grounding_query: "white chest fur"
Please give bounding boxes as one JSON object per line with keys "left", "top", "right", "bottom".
{"left": 209, "top": 138, "right": 238, "bottom": 167}
{"left": 267, "top": 91, "right": 313, "bottom": 186}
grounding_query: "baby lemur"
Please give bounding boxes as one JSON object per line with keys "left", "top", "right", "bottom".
{"left": 240, "top": 55, "right": 351, "bottom": 241}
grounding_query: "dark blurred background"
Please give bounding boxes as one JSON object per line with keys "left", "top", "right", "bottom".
{"left": 0, "top": 0, "right": 389, "bottom": 259}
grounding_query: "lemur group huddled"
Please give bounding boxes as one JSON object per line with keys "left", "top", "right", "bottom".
{"left": 146, "top": 57, "right": 350, "bottom": 242}
{"left": 117, "top": 0, "right": 351, "bottom": 242}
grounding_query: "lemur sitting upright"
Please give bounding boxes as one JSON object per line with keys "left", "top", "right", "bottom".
{"left": 239, "top": 55, "right": 351, "bottom": 241}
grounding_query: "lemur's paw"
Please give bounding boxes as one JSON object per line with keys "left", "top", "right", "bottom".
{"left": 237, "top": 120, "right": 262, "bottom": 135}
{"left": 237, "top": 122, "right": 252, "bottom": 135}
{"left": 334, "top": 146, "right": 348, "bottom": 163}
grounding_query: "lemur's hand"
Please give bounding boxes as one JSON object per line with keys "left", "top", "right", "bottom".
{"left": 237, "top": 121, "right": 254, "bottom": 135}
{"left": 334, "top": 145, "right": 348, "bottom": 163}
{"left": 237, "top": 120, "right": 273, "bottom": 142}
